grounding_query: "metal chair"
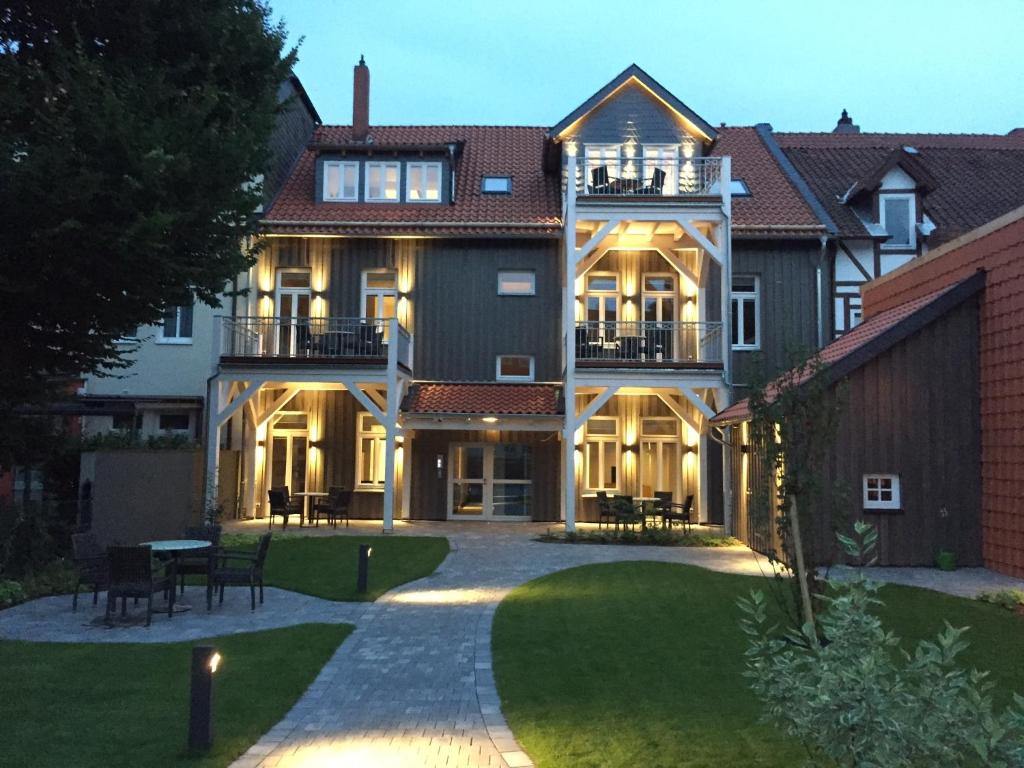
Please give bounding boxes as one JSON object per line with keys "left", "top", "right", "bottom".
{"left": 175, "top": 525, "right": 222, "bottom": 595}
{"left": 311, "top": 487, "right": 351, "bottom": 528}
{"left": 207, "top": 532, "right": 272, "bottom": 611}
{"left": 267, "top": 488, "right": 302, "bottom": 529}
{"left": 589, "top": 165, "right": 611, "bottom": 193}
{"left": 660, "top": 493, "right": 694, "bottom": 533}
{"left": 612, "top": 494, "right": 643, "bottom": 531}
{"left": 105, "top": 545, "right": 175, "bottom": 627}
{"left": 71, "top": 532, "right": 108, "bottom": 611}
{"left": 595, "top": 491, "right": 616, "bottom": 529}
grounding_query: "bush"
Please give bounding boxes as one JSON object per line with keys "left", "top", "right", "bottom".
{"left": 738, "top": 523, "right": 1024, "bottom": 767}
{"left": 0, "top": 501, "right": 75, "bottom": 578}
{"left": 977, "top": 588, "right": 1024, "bottom": 612}
{"left": 0, "top": 579, "right": 27, "bottom": 608}
{"left": 538, "top": 528, "right": 741, "bottom": 547}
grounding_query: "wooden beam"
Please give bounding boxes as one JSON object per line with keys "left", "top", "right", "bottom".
{"left": 678, "top": 386, "right": 716, "bottom": 421}
{"left": 364, "top": 386, "right": 388, "bottom": 412}
{"left": 653, "top": 248, "right": 699, "bottom": 286}
{"left": 341, "top": 379, "right": 387, "bottom": 424}
{"left": 678, "top": 219, "right": 721, "bottom": 263}
{"left": 255, "top": 386, "right": 301, "bottom": 429}
{"left": 215, "top": 379, "right": 265, "bottom": 427}
{"left": 572, "top": 385, "right": 619, "bottom": 429}
{"left": 575, "top": 219, "right": 622, "bottom": 264}
{"left": 653, "top": 391, "right": 701, "bottom": 433}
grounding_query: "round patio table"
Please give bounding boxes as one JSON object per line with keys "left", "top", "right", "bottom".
{"left": 142, "top": 539, "right": 213, "bottom": 612}
{"left": 292, "top": 491, "right": 328, "bottom": 525}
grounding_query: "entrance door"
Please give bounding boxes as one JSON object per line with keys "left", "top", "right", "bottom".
{"left": 268, "top": 412, "right": 308, "bottom": 495}
{"left": 642, "top": 273, "right": 676, "bottom": 361}
{"left": 275, "top": 270, "right": 311, "bottom": 356}
{"left": 584, "top": 273, "right": 620, "bottom": 345}
{"left": 449, "top": 443, "right": 533, "bottom": 520}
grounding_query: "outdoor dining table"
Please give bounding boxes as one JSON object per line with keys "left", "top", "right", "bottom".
{"left": 141, "top": 539, "right": 213, "bottom": 611}
{"left": 292, "top": 491, "right": 328, "bottom": 525}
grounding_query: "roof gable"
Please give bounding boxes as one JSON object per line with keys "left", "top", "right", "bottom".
{"left": 842, "top": 147, "right": 938, "bottom": 202}
{"left": 549, "top": 64, "right": 717, "bottom": 144}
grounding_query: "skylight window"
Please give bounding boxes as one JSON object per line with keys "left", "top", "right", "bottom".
{"left": 482, "top": 176, "right": 512, "bottom": 194}
{"left": 708, "top": 178, "right": 751, "bottom": 196}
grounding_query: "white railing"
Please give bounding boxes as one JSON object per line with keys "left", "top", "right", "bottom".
{"left": 573, "top": 156, "right": 722, "bottom": 197}
{"left": 575, "top": 321, "right": 723, "bottom": 364}
{"left": 219, "top": 316, "right": 411, "bottom": 368}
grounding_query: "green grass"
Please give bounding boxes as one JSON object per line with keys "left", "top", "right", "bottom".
{"left": 223, "top": 533, "right": 450, "bottom": 601}
{"left": 0, "top": 623, "right": 351, "bottom": 768}
{"left": 493, "top": 562, "right": 1024, "bottom": 768}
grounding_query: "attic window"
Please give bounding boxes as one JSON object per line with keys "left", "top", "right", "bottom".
{"left": 482, "top": 176, "right": 512, "bottom": 194}
{"left": 708, "top": 178, "right": 751, "bottom": 196}
{"left": 880, "top": 194, "right": 915, "bottom": 249}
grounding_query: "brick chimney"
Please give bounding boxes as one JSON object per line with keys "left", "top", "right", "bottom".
{"left": 833, "top": 108, "right": 860, "bottom": 135}
{"left": 353, "top": 55, "right": 370, "bottom": 142}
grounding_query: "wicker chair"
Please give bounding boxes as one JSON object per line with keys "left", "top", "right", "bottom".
{"left": 207, "top": 532, "right": 272, "bottom": 611}
{"left": 71, "top": 532, "right": 109, "bottom": 611}
{"left": 612, "top": 494, "right": 643, "bottom": 531}
{"left": 310, "top": 487, "right": 351, "bottom": 528}
{"left": 105, "top": 545, "right": 175, "bottom": 627}
{"left": 595, "top": 491, "right": 616, "bottom": 530}
{"left": 175, "top": 525, "right": 222, "bottom": 595}
{"left": 660, "top": 493, "right": 694, "bottom": 533}
{"left": 267, "top": 488, "right": 302, "bottom": 529}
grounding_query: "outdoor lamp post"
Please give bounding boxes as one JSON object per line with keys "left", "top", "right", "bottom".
{"left": 188, "top": 645, "right": 221, "bottom": 752}
{"left": 357, "top": 544, "right": 373, "bottom": 593}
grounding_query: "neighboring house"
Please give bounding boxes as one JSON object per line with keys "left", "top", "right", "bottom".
{"left": 768, "top": 115, "right": 1024, "bottom": 336}
{"left": 78, "top": 76, "right": 321, "bottom": 447}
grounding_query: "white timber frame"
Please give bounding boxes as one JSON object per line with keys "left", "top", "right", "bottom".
{"left": 204, "top": 317, "right": 410, "bottom": 533}
{"left": 560, "top": 147, "right": 733, "bottom": 531}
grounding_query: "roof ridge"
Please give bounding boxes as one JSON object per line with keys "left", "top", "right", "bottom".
{"left": 317, "top": 124, "right": 552, "bottom": 130}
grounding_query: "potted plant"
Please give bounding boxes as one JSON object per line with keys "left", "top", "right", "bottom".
{"left": 935, "top": 506, "right": 957, "bottom": 571}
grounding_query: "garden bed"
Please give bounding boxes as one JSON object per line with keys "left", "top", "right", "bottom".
{"left": 537, "top": 528, "right": 742, "bottom": 547}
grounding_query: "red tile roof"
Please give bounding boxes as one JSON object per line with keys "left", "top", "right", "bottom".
{"left": 712, "top": 280, "right": 971, "bottom": 424}
{"left": 710, "top": 127, "right": 824, "bottom": 236}
{"left": 775, "top": 132, "right": 1024, "bottom": 246}
{"left": 263, "top": 125, "right": 562, "bottom": 236}
{"left": 403, "top": 383, "right": 562, "bottom": 416}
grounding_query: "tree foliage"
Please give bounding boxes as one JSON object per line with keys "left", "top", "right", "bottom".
{"left": 0, "top": 0, "right": 297, "bottom": 422}
{"left": 739, "top": 523, "right": 1024, "bottom": 767}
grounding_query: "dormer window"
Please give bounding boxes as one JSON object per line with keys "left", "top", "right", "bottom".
{"left": 406, "top": 162, "right": 442, "bottom": 202}
{"left": 323, "top": 161, "right": 358, "bottom": 201}
{"left": 366, "top": 162, "right": 400, "bottom": 202}
{"left": 482, "top": 176, "right": 512, "bottom": 194}
{"left": 880, "top": 193, "right": 915, "bottom": 250}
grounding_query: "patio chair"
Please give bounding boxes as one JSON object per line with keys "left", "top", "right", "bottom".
{"left": 71, "top": 531, "right": 109, "bottom": 611}
{"left": 589, "top": 165, "right": 611, "bottom": 193}
{"left": 311, "top": 487, "right": 351, "bottom": 528}
{"left": 595, "top": 491, "right": 616, "bottom": 530}
{"left": 267, "top": 488, "right": 302, "bottom": 529}
{"left": 175, "top": 525, "right": 222, "bottom": 595}
{"left": 642, "top": 167, "right": 667, "bottom": 195}
{"left": 347, "top": 323, "right": 383, "bottom": 357}
{"left": 207, "top": 532, "right": 272, "bottom": 611}
{"left": 660, "top": 493, "right": 694, "bottom": 533}
{"left": 105, "top": 545, "right": 175, "bottom": 627}
{"left": 612, "top": 494, "right": 643, "bottom": 531}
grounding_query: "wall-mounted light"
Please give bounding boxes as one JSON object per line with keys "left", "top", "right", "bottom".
{"left": 740, "top": 444, "right": 751, "bottom": 453}
{"left": 395, "top": 434, "right": 405, "bottom": 445}
{"left": 622, "top": 443, "right": 638, "bottom": 453}
{"left": 481, "top": 416, "right": 499, "bottom": 424}
{"left": 257, "top": 290, "right": 273, "bottom": 300}
{"left": 256, "top": 440, "right": 266, "bottom": 447}
{"left": 309, "top": 440, "right": 323, "bottom": 450}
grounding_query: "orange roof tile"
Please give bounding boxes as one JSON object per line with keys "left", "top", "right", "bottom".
{"left": 403, "top": 383, "right": 562, "bottom": 416}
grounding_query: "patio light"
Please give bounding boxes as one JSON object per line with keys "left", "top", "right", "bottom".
{"left": 357, "top": 544, "right": 372, "bottom": 593}
{"left": 481, "top": 416, "right": 498, "bottom": 423}
{"left": 188, "top": 645, "right": 221, "bottom": 753}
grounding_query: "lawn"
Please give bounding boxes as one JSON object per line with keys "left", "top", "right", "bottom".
{"left": 493, "top": 562, "right": 1024, "bottom": 768}
{"left": 0, "top": 623, "right": 351, "bottom": 768}
{"left": 224, "top": 533, "right": 450, "bottom": 601}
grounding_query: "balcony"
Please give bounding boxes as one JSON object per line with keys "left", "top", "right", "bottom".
{"left": 575, "top": 321, "right": 723, "bottom": 368}
{"left": 218, "top": 316, "right": 411, "bottom": 370}
{"left": 573, "top": 156, "right": 722, "bottom": 198}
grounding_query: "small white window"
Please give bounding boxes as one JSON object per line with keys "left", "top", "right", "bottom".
{"left": 365, "top": 162, "right": 401, "bottom": 202}
{"left": 323, "top": 161, "right": 359, "bottom": 201}
{"left": 356, "top": 413, "right": 387, "bottom": 490}
{"left": 498, "top": 270, "right": 536, "bottom": 296}
{"left": 641, "top": 417, "right": 678, "bottom": 437}
{"left": 159, "top": 304, "right": 194, "bottom": 344}
{"left": 496, "top": 355, "right": 534, "bottom": 381}
{"left": 863, "top": 474, "right": 901, "bottom": 510}
{"left": 406, "top": 162, "right": 442, "bottom": 202}
{"left": 482, "top": 176, "right": 512, "bottom": 194}
{"left": 159, "top": 413, "right": 191, "bottom": 433}
{"left": 880, "top": 194, "right": 915, "bottom": 250}
{"left": 584, "top": 416, "right": 619, "bottom": 492}
{"left": 731, "top": 276, "right": 760, "bottom": 350}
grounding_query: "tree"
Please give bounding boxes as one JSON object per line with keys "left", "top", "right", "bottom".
{"left": 0, "top": 0, "right": 297, "bottom": 439}
{"left": 746, "top": 352, "right": 847, "bottom": 636}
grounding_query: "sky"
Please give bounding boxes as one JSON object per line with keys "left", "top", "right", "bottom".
{"left": 270, "top": 0, "right": 1024, "bottom": 134}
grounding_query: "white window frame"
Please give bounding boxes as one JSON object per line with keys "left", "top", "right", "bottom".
{"left": 360, "top": 269, "right": 398, "bottom": 319}
{"left": 584, "top": 144, "right": 622, "bottom": 183}
{"left": 355, "top": 412, "right": 387, "bottom": 491}
{"left": 584, "top": 416, "right": 620, "bottom": 493}
{"left": 158, "top": 412, "right": 192, "bottom": 434}
{"left": 496, "top": 355, "right": 535, "bottom": 382}
{"left": 482, "top": 176, "right": 512, "bottom": 194}
{"left": 364, "top": 161, "right": 401, "bottom": 202}
{"left": 405, "top": 161, "right": 442, "bottom": 203}
{"left": 157, "top": 303, "right": 194, "bottom": 345}
{"left": 497, "top": 270, "right": 536, "bottom": 296}
{"left": 880, "top": 193, "right": 916, "bottom": 250}
{"left": 642, "top": 144, "right": 679, "bottom": 194}
{"left": 863, "top": 473, "right": 901, "bottom": 510}
{"left": 322, "top": 160, "right": 359, "bottom": 202}
{"left": 731, "top": 275, "right": 760, "bottom": 351}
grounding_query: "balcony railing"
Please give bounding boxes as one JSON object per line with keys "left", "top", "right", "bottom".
{"left": 575, "top": 321, "right": 723, "bottom": 365}
{"left": 219, "top": 316, "right": 411, "bottom": 368}
{"left": 573, "top": 156, "right": 722, "bottom": 197}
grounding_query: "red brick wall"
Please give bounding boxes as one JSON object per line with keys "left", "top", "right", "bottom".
{"left": 863, "top": 210, "right": 1024, "bottom": 577}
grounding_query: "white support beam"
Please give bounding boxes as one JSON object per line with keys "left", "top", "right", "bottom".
{"left": 364, "top": 386, "right": 388, "bottom": 413}
{"left": 679, "top": 386, "right": 717, "bottom": 422}
{"left": 678, "top": 219, "right": 721, "bottom": 264}
{"left": 255, "top": 386, "right": 301, "bottom": 430}
{"left": 572, "top": 384, "right": 619, "bottom": 430}
{"left": 381, "top": 374, "right": 401, "bottom": 534}
{"left": 653, "top": 391, "right": 701, "bottom": 434}
{"left": 215, "top": 379, "right": 265, "bottom": 427}
{"left": 574, "top": 219, "right": 622, "bottom": 264}
{"left": 653, "top": 248, "right": 700, "bottom": 287}
{"left": 339, "top": 379, "right": 387, "bottom": 424}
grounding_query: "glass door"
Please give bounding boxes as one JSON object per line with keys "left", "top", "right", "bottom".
{"left": 642, "top": 273, "right": 676, "bottom": 361}
{"left": 275, "top": 270, "right": 311, "bottom": 356}
{"left": 449, "top": 443, "right": 533, "bottom": 520}
{"left": 268, "top": 412, "right": 308, "bottom": 497}
{"left": 361, "top": 270, "right": 397, "bottom": 341}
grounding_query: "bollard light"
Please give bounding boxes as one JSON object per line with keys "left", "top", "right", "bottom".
{"left": 356, "top": 544, "right": 372, "bottom": 593}
{"left": 188, "top": 645, "right": 220, "bottom": 753}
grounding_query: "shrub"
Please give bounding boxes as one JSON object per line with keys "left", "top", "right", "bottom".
{"left": 538, "top": 528, "right": 741, "bottom": 547}
{"left": 738, "top": 522, "right": 1024, "bottom": 767}
{"left": 0, "top": 579, "right": 27, "bottom": 609}
{"left": 977, "top": 588, "right": 1024, "bottom": 612}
